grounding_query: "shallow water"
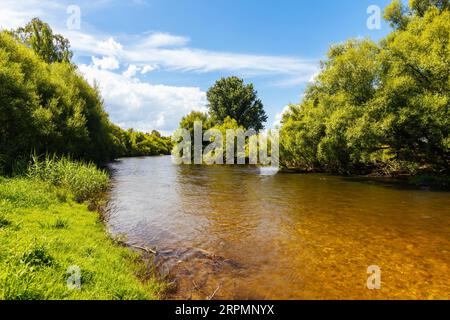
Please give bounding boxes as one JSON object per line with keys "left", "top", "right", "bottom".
{"left": 106, "top": 156, "right": 450, "bottom": 299}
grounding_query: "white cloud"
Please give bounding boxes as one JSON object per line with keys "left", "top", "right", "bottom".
{"left": 122, "top": 64, "right": 139, "bottom": 78}
{"left": 0, "top": 0, "right": 63, "bottom": 30}
{"left": 0, "top": 0, "right": 318, "bottom": 82}
{"left": 78, "top": 63, "right": 207, "bottom": 133}
{"left": 139, "top": 32, "right": 190, "bottom": 48}
{"left": 273, "top": 105, "right": 292, "bottom": 128}
{"left": 141, "top": 64, "right": 157, "bottom": 74}
{"left": 0, "top": 0, "right": 320, "bottom": 134}
{"left": 64, "top": 30, "right": 318, "bottom": 79}
{"left": 66, "top": 32, "right": 124, "bottom": 57}
{"left": 92, "top": 55, "right": 120, "bottom": 70}
{"left": 122, "top": 46, "right": 318, "bottom": 77}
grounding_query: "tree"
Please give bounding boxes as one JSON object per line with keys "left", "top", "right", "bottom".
{"left": 410, "top": 0, "right": 448, "bottom": 16}
{"left": 11, "top": 18, "right": 73, "bottom": 63}
{"left": 280, "top": 1, "right": 449, "bottom": 175}
{"left": 384, "top": 0, "right": 410, "bottom": 29}
{"left": 178, "top": 111, "right": 213, "bottom": 134}
{"left": 384, "top": 0, "right": 449, "bottom": 29}
{"left": 206, "top": 76, "right": 268, "bottom": 131}
{"left": 0, "top": 19, "right": 173, "bottom": 174}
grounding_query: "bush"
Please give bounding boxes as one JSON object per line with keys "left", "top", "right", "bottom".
{"left": 280, "top": 3, "right": 449, "bottom": 175}
{"left": 27, "top": 155, "right": 109, "bottom": 203}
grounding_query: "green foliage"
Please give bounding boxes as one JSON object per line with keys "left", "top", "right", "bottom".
{"left": 0, "top": 30, "right": 115, "bottom": 173}
{"left": 21, "top": 245, "right": 54, "bottom": 267}
{"left": 175, "top": 111, "right": 270, "bottom": 164}
{"left": 409, "top": 0, "right": 449, "bottom": 16}
{"left": 0, "top": 177, "right": 163, "bottom": 300}
{"left": 0, "top": 216, "right": 11, "bottom": 228}
{"left": 281, "top": 2, "right": 449, "bottom": 175}
{"left": 1, "top": 20, "right": 172, "bottom": 174}
{"left": 26, "top": 155, "right": 109, "bottom": 203}
{"left": 207, "top": 76, "right": 268, "bottom": 131}
{"left": 110, "top": 125, "right": 172, "bottom": 158}
{"left": 11, "top": 18, "right": 73, "bottom": 63}
{"left": 384, "top": 0, "right": 449, "bottom": 29}
{"left": 179, "top": 111, "right": 214, "bottom": 133}
{"left": 384, "top": 0, "right": 410, "bottom": 29}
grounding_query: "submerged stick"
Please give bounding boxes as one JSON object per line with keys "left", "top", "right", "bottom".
{"left": 122, "top": 242, "right": 157, "bottom": 255}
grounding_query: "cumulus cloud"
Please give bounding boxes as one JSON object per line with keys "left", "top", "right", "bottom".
{"left": 0, "top": 0, "right": 62, "bottom": 30}
{"left": 0, "top": 0, "right": 318, "bottom": 81}
{"left": 141, "top": 65, "right": 158, "bottom": 74}
{"left": 122, "top": 64, "right": 139, "bottom": 78}
{"left": 92, "top": 56, "right": 120, "bottom": 70}
{"left": 78, "top": 63, "right": 207, "bottom": 133}
{"left": 0, "top": 0, "right": 320, "bottom": 134}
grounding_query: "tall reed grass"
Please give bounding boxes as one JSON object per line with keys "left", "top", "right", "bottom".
{"left": 26, "top": 155, "right": 109, "bottom": 203}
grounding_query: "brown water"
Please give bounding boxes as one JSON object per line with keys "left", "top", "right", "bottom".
{"left": 106, "top": 156, "right": 450, "bottom": 299}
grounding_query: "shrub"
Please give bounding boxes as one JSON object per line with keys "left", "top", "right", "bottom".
{"left": 27, "top": 155, "right": 109, "bottom": 203}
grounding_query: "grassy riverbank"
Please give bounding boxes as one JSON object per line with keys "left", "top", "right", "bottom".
{"left": 0, "top": 158, "right": 163, "bottom": 300}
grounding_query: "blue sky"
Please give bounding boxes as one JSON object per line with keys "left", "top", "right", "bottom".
{"left": 1, "top": 0, "right": 393, "bottom": 134}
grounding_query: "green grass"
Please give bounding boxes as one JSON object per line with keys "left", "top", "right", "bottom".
{"left": 26, "top": 155, "right": 109, "bottom": 203}
{"left": 0, "top": 175, "right": 164, "bottom": 300}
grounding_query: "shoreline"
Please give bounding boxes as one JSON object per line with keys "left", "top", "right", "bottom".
{"left": 279, "top": 168, "right": 450, "bottom": 191}
{"left": 0, "top": 175, "right": 164, "bottom": 300}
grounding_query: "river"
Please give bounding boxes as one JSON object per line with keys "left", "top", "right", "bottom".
{"left": 106, "top": 156, "right": 450, "bottom": 299}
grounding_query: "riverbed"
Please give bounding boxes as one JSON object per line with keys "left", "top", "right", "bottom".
{"left": 106, "top": 156, "right": 450, "bottom": 299}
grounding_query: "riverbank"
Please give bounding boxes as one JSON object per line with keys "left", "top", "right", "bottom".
{"left": 0, "top": 165, "right": 164, "bottom": 299}
{"left": 280, "top": 168, "right": 450, "bottom": 190}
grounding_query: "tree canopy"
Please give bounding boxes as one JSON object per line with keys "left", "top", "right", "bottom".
{"left": 11, "top": 18, "right": 73, "bottom": 64}
{"left": 280, "top": 1, "right": 449, "bottom": 175}
{"left": 0, "top": 20, "right": 171, "bottom": 174}
{"left": 206, "top": 76, "right": 268, "bottom": 131}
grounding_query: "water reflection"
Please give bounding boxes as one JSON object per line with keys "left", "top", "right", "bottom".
{"left": 107, "top": 156, "right": 450, "bottom": 299}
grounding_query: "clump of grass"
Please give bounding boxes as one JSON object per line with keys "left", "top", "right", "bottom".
{"left": 21, "top": 245, "right": 54, "bottom": 267}
{"left": 38, "top": 218, "right": 70, "bottom": 230}
{"left": 0, "top": 265, "right": 44, "bottom": 300}
{"left": 0, "top": 216, "right": 11, "bottom": 228}
{"left": 52, "top": 218, "right": 69, "bottom": 229}
{"left": 27, "top": 155, "right": 109, "bottom": 203}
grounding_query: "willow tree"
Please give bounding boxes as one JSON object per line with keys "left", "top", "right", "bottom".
{"left": 280, "top": 1, "right": 449, "bottom": 175}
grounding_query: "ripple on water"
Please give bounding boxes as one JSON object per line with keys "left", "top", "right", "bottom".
{"left": 106, "top": 157, "right": 450, "bottom": 299}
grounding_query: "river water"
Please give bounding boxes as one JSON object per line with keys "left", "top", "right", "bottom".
{"left": 106, "top": 156, "right": 450, "bottom": 299}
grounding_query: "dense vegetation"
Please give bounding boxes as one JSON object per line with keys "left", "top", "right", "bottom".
{"left": 174, "top": 77, "right": 272, "bottom": 163}
{"left": 0, "top": 19, "right": 171, "bottom": 175}
{"left": 0, "top": 167, "right": 163, "bottom": 299}
{"left": 0, "top": 19, "right": 169, "bottom": 300}
{"left": 110, "top": 125, "right": 172, "bottom": 158}
{"left": 280, "top": 0, "right": 449, "bottom": 177}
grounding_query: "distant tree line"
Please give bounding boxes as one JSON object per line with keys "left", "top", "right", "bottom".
{"left": 3, "top": 1, "right": 449, "bottom": 179}
{"left": 0, "top": 19, "right": 172, "bottom": 174}
{"left": 174, "top": 76, "right": 273, "bottom": 163}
